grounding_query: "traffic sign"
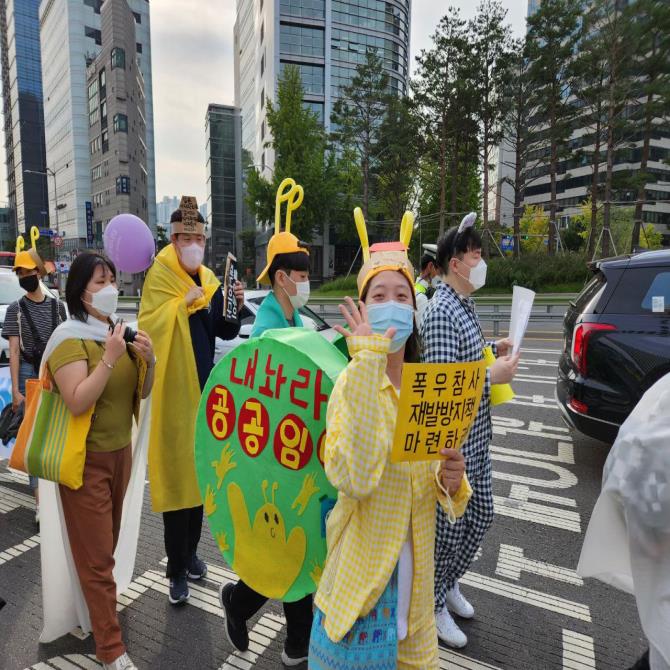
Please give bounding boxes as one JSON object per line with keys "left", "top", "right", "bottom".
{"left": 501, "top": 235, "right": 514, "bottom": 252}
{"left": 54, "top": 236, "right": 63, "bottom": 248}
{"left": 39, "top": 228, "right": 55, "bottom": 238}
{"left": 56, "top": 261, "right": 70, "bottom": 274}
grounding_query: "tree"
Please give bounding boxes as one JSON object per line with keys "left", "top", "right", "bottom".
{"left": 526, "top": 0, "right": 580, "bottom": 255}
{"left": 500, "top": 45, "right": 543, "bottom": 258}
{"left": 414, "top": 8, "right": 478, "bottom": 236}
{"left": 375, "top": 97, "right": 421, "bottom": 222}
{"left": 629, "top": 0, "right": 670, "bottom": 251}
{"left": 518, "top": 205, "right": 549, "bottom": 254}
{"left": 469, "top": 0, "right": 514, "bottom": 256}
{"left": 156, "top": 224, "right": 170, "bottom": 252}
{"left": 331, "top": 51, "right": 390, "bottom": 220}
{"left": 245, "top": 65, "right": 337, "bottom": 242}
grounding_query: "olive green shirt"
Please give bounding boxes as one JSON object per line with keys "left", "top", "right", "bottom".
{"left": 48, "top": 339, "right": 139, "bottom": 452}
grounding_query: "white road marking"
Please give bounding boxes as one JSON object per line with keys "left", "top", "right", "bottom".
{"left": 562, "top": 630, "right": 596, "bottom": 669}
{"left": 439, "top": 648, "right": 502, "bottom": 669}
{"left": 0, "top": 484, "right": 34, "bottom": 513}
{"left": 494, "top": 485, "right": 581, "bottom": 532}
{"left": 492, "top": 441, "right": 574, "bottom": 465}
{"left": 0, "top": 534, "right": 39, "bottom": 565}
{"left": 492, "top": 454, "right": 578, "bottom": 489}
{"left": 495, "top": 544, "right": 583, "bottom": 586}
{"left": 492, "top": 417, "right": 572, "bottom": 442}
{"left": 460, "top": 572, "right": 591, "bottom": 622}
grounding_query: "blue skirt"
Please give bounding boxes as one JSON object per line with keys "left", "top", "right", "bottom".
{"left": 308, "top": 570, "right": 398, "bottom": 670}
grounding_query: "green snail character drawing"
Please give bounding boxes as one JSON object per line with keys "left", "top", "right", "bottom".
{"left": 227, "top": 479, "right": 307, "bottom": 599}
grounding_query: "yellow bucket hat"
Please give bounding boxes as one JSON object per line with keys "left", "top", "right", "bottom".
{"left": 355, "top": 208, "right": 416, "bottom": 299}
{"left": 14, "top": 227, "right": 47, "bottom": 276}
{"left": 257, "top": 178, "right": 309, "bottom": 285}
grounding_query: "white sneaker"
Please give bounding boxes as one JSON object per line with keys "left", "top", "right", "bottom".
{"left": 34, "top": 505, "right": 39, "bottom": 525}
{"left": 102, "top": 652, "right": 137, "bottom": 670}
{"left": 444, "top": 582, "right": 474, "bottom": 619}
{"left": 436, "top": 607, "right": 468, "bottom": 648}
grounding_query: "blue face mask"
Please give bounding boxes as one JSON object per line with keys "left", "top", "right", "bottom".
{"left": 366, "top": 301, "right": 415, "bottom": 353}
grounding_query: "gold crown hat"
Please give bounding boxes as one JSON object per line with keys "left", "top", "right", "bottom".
{"left": 257, "top": 177, "right": 309, "bottom": 285}
{"left": 14, "top": 227, "right": 47, "bottom": 277}
{"left": 172, "top": 195, "right": 206, "bottom": 236}
{"left": 355, "top": 208, "right": 416, "bottom": 298}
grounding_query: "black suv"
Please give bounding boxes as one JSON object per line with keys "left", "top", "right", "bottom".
{"left": 556, "top": 249, "right": 670, "bottom": 444}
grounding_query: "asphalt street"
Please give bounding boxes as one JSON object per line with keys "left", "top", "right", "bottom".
{"left": 0, "top": 338, "right": 648, "bottom": 670}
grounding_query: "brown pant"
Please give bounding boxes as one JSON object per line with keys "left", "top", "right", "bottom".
{"left": 60, "top": 445, "right": 132, "bottom": 664}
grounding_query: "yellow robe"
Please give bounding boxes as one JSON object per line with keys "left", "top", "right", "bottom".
{"left": 138, "top": 244, "right": 220, "bottom": 512}
{"left": 314, "top": 335, "right": 472, "bottom": 669}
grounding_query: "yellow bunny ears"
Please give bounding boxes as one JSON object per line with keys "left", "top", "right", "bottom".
{"left": 354, "top": 208, "right": 416, "bottom": 299}
{"left": 14, "top": 227, "right": 47, "bottom": 276}
{"left": 256, "top": 178, "right": 309, "bottom": 285}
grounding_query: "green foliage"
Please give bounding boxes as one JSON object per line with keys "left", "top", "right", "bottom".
{"left": 317, "top": 275, "right": 359, "bottom": 294}
{"left": 156, "top": 225, "right": 169, "bottom": 252}
{"left": 486, "top": 253, "right": 591, "bottom": 292}
{"left": 518, "top": 205, "right": 549, "bottom": 254}
{"left": 245, "top": 65, "right": 337, "bottom": 242}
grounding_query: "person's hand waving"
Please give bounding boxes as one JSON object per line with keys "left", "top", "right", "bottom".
{"left": 334, "top": 297, "right": 396, "bottom": 341}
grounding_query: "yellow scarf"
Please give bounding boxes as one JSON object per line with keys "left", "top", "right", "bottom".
{"left": 138, "top": 244, "right": 220, "bottom": 512}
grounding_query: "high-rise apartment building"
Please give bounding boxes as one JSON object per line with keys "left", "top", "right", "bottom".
{"left": 0, "top": 0, "right": 49, "bottom": 236}
{"left": 205, "top": 104, "right": 243, "bottom": 275}
{"left": 40, "top": 0, "right": 156, "bottom": 253}
{"left": 157, "top": 195, "right": 180, "bottom": 226}
{"left": 234, "top": 0, "right": 411, "bottom": 177}
{"left": 86, "top": 0, "right": 148, "bottom": 246}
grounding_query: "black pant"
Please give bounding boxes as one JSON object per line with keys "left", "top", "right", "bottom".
{"left": 229, "top": 579, "right": 313, "bottom": 650}
{"left": 163, "top": 505, "right": 203, "bottom": 578}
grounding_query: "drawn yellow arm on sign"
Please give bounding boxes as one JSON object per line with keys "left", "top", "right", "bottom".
{"left": 291, "top": 473, "right": 320, "bottom": 516}
{"left": 212, "top": 443, "right": 237, "bottom": 489}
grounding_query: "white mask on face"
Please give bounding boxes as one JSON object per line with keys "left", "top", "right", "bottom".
{"left": 180, "top": 243, "right": 204, "bottom": 272}
{"left": 282, "top": 274, "right": 310, "bottom": 309}
{"left": 431, "top": 275, "right": 442, "bottom": 289}
{"left": 86, "top": 284, "right": 119, "bottom": 317}
{"left": 456, "top": 258, "right": 487, "bottom": 292}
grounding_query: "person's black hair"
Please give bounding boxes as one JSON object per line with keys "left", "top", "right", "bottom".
{"left": 361, "top": 273, "right": 422, "bottom": 363}
{"left": 65, "top": 252, "right": 116, "bottom": 322}
{"left": 170, "top": 209, "right": 205, "bottom": 224}
{"left": 436, "top": 226, "right": 483, "bottom": 274}
{"left": 420, "top": 254, "right": 435, "bottom": 272}
{"left": 269, "top": 251, "right": 310, "bottom": 286}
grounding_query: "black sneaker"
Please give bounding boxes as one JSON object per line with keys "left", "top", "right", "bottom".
{"left": 168, "top": 573, "right": 190, "bottom": 605}
{"left": 187, "top": 554, "right": 207, "bottom": 581}
{"left": 281, "top": 642, "right": 309, "bottom": 666}
{"left": 219, "top": 582, "right": 249, "bottom": 652}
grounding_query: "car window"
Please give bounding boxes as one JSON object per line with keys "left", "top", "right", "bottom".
{"left": 573, "top": 271, "right": 606, "bottom": 313}
{"left": 0, "top": 273, "right": 27, "bottom": 304}
{"left": 605, "top": 268, "right": 670, "bottom": 314}
{"left": 239, "top": 305, "right": 255, "bottom": 326}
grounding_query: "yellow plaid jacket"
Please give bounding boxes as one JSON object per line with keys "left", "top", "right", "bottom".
{"left": 314, "top": 335, "right": 472, "bottom": 642}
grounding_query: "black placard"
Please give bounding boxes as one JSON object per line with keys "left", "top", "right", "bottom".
{"left": 223, "top": 253, "right": 238, "bottom": 323}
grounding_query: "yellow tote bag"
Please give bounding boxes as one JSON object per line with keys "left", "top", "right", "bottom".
{"left": 9, "top": 371, "right": 93, "bottom": 490}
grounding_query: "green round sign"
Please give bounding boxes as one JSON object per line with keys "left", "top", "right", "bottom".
{"left": 195, "top": 328, "right": 347, "bottom": 602}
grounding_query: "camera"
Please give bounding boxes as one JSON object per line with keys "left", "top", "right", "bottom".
{"left": 109, "top": 318, "right": 137, "bottom": 344}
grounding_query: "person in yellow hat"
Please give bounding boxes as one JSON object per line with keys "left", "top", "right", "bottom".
{"left": 219, "top": 178, "right": 314, "bottom": 667}
{"left": 1, "top": 234, "right": 65, "bottom": 522}
{"left": 138, "top": 196, "right": 243, "bottom": 606}
{"left": 308, "top": 209, "right": 471, "bottom": 670}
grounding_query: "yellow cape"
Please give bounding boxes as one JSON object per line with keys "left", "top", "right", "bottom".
{"left": 138, "top": 244, "right": 220, "bottom": 512}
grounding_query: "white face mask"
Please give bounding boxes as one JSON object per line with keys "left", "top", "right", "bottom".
{"left": 86, "top": 284, "right": 119, "bottom": 317}
{"left": 282, "top": 274, "right": 310, "bottom": 309}
{"left": 179, "top": 243, "right": 204, "bottom": 272}
{"left": 431, "top": 275, "right": 442, "bottom": 289}
{"left": 457, "top": 258, "right": 487, "bottom": 292}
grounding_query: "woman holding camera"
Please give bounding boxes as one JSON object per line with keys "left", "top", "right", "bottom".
{"left": 42, "top": 252, "right": 154, "bottom": 670}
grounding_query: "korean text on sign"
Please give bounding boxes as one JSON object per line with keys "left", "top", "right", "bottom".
{"left": 391, "top": 361, "right": 486, "bottom": 463}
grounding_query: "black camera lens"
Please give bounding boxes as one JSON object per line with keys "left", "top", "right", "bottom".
{"left": 123, "top": 326, "right": 137, "bottom": 344}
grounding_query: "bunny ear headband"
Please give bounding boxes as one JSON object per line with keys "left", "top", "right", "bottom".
{"left": 457, "top": 212, "right": 477, "bottom": 235}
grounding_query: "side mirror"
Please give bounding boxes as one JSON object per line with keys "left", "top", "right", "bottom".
{"left": 240, "top": 323, "right": 252, "bottom": 339}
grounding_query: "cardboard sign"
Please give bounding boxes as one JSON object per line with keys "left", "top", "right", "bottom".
{"left": 391, "top": 361, "right": 486, "bottom": 463}
{"left": 194, "top": 328, "right": 347, "bottom": 602}
{"left": 223, "top": 253, "right": 238, "bottom": 323}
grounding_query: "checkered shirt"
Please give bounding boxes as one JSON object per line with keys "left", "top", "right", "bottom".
{"left": 314, "top": 335, "right": 472, "bottom": 643}
{"left": 420, "top": 283, "right": 493, "bottom": 476}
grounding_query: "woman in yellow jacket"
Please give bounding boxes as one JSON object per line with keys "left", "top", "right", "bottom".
{"left": 309, "top": 216, "right": 472, "bottom": 670}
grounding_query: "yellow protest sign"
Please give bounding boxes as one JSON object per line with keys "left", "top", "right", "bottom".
{"left": 391, "top": 361, "right": 487, "bottom": 463}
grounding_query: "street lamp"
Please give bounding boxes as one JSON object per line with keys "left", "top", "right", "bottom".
{"left": 24, "top": 167, "right": 60, "bottom": 237}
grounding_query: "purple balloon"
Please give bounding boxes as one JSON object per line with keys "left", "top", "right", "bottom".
{"left": 103, "top": 214, "right": 155, "bottom": 273}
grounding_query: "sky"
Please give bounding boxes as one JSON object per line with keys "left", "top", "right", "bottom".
{"left": 0, "top": 0, "right": 528, "bottom": 208}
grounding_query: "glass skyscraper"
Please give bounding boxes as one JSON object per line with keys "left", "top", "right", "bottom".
{"left": 234, "top": 0, "right": 411, "bottom": 177}
{"left": 0, "top": 0, "right": 49, "bottom": 236}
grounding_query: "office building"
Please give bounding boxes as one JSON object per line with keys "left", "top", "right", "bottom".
{"left": 40, "top": 0, "right": 156, "bottom": 253}
{"left": 0, "top": 205, "right": 14, "bottom": 249}
{"left": 157, "top": 195, "right": 180, "bottom": 225}
{"left": 87, "top": 0, "right": 148, "bottom": 246}
{"left": 234, "top": 0, "right": 410, "bottom": 174}
{"left": 205, "top": 104, "right": 243, "bottom": 275}
{"left": 0, "top": 0, "right": 49, "bottom": 236}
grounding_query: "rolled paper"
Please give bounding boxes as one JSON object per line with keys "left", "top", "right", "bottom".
{"left": 30, "top": 226, "right": 40, "bottom": 249}
{"left": 284, "top": 184, "right": 303, "bottom": 234}
{"left": 274, "top": 177, "right": 297, "bottom": 235}
{"left": 15, "top": 236, "right": 25, "bottom": 255}
{"left": 483, "top": 345, "right": 515, "bottom": 406}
